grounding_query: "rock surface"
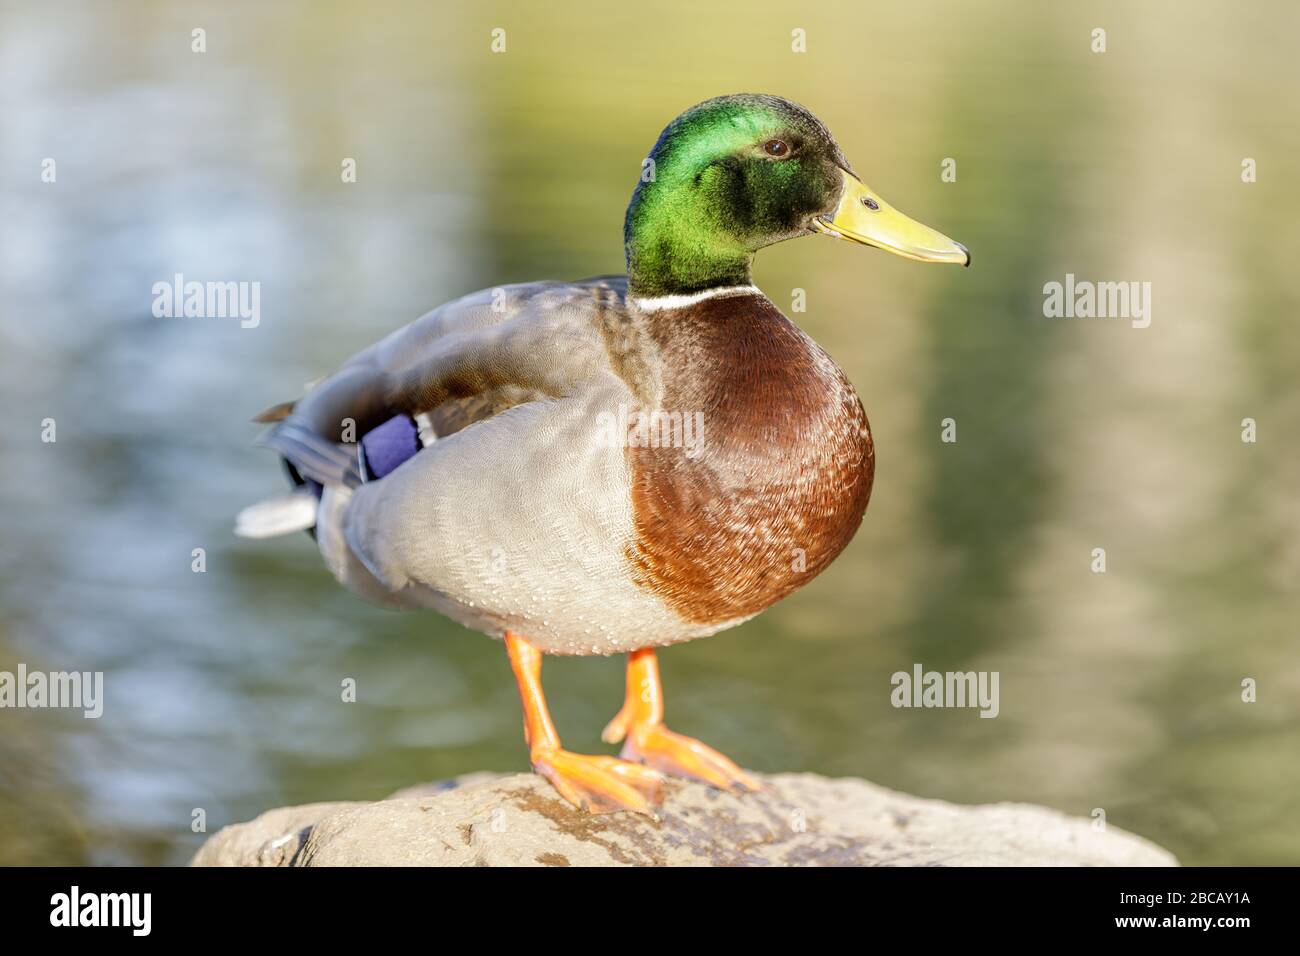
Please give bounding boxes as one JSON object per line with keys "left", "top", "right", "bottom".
{"left": 191, "top": 772, "right": 1176, "bottom": 867}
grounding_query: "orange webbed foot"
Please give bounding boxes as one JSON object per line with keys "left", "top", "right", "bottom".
{"left": 603, "top": 718, "right": 761, "bottom": 793}
{"left": 531, "top": 748, "right": 665, "bottom": 816}
{"left": 506, "top": 632, "right": 666, "bottom": 816}
{"left": 603, "top": 648, "right": 761, "bottom": 793}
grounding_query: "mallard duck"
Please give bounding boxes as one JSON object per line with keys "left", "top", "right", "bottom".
{"left": 238, "top": 94, "right": 967, "bottom": 815}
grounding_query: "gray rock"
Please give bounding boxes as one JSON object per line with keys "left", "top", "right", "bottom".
{"left": 191, "top": 772, "right": 1177, "bottom": 867}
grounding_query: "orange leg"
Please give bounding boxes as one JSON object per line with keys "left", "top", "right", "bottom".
{"left": 506, "top": 631, "right": 664, "bottom": 815}
{"left": 602, "top": 648, "right": 760, "bottom": 792}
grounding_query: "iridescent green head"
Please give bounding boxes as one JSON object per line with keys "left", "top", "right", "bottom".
{"left": 624, "top": 93, "right": 969, "bottom": 298}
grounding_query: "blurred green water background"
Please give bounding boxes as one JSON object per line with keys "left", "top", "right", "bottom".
{"left": 1, "top": 0, "right": 1298, "bottom": 865}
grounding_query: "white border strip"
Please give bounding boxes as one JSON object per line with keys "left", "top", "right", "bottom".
{"left": 630, "top": 284, "right": 761, "bottom": 313}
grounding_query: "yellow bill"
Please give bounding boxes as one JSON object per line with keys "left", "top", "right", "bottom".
{"left": 813, "top": 169, "right": 969, "bottom": 266}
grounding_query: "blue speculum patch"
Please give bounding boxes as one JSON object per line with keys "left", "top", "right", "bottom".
{"left": 360, "top": 414, "right": 421, "bottom": 481}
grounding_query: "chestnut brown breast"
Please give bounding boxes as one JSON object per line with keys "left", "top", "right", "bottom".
{"left": 623, "top": 293, "right": 874, "bottom": 626}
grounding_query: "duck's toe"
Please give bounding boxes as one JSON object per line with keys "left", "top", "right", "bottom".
{"left": 619, "top": 724, "right": 761, "bottom": 793}
{"left": 531, "top": 748, "right": 666, "bottom": 816}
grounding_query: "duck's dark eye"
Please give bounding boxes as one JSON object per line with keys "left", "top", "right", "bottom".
{"left": 861, "top": 196, "right": 880, "bottom": 211}
{"left": 763, "top": 139, "right": 789, "bottom": 157}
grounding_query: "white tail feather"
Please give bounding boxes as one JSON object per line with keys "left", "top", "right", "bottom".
{"left": 235, "top": 491, "right": 318, "bottom": 538}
